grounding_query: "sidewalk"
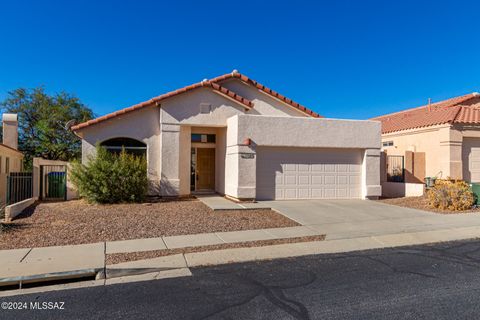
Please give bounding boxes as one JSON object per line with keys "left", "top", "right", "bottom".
{"left": 0, "top": 225, "right": 323, "bottom": 288}
{"left": 3, "top": 224, "right": 480, "bottom": 297}
{"left": 3, "top": 221, "right": 480, "bottom": 287}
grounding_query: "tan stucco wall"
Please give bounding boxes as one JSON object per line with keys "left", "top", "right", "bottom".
{"left": 225, "top": 115, "right": 382, "bottom": 199}
{"left": 381, "top": 125, "right": 449, "bottom": 178}
{"left": 380, "top": 124, "right": 480, "bottom": 180}
{"left": 32, "top": 158, "right": 78, "bottom": 201}
{"left": 80, "top": 105, "right": 162, "bottom": 192}
{"left": 0, "top": 146, "right": 23, "bottom": 207}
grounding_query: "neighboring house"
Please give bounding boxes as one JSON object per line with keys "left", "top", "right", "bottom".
{"left": 0, "top": 114, "right": 24, "bottom": 206}
{"left": 72, "top": 70, "right": 381, "bottom": 200}
{"left": 372, "top": 92, "right": 480, "bottom": 182}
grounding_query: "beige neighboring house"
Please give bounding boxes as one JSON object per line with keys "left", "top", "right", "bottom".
{"left": 0, "top": 114, "right": 23, "bottom": 206}
{"left": 372, "top": 92, "right": 480, "bottom": 182}
{"left": 72, "top": 70, "right": 381, "bottom": 200}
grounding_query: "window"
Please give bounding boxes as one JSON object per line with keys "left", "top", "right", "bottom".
{"left": 382, "top": 141, "right": 394, "bottom": 147}
{"left": 191, "top": 134, "right": 216, "bottom": 143}
{"left": 100, "top": 137, "right": 147, "bottom": 156}
{"left": 5, "top": 157, "right": 10, "bottom": 174}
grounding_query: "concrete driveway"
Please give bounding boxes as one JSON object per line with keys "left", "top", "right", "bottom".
{"left": 261, "top": 200, "right": 480, "bottom": 240}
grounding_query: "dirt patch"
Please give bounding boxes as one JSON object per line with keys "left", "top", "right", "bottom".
{"left": 0, "top": 199, "right": 299, "bottom": 250}
{"left": 106, "top": 234, "right": 326, "bottom": 265}
{"left": 377, "top": 196, "right": 480, "bottom": 214}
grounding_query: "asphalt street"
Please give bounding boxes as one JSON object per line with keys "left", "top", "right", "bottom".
{"left": 3, "top": 239, "right": 480, "bottom": 319}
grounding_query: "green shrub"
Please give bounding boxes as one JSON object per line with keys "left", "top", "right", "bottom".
{"left": 70, "top": 145, "right": 148, "bottom": 203}
{"left": 426, "top": 179, "right": 474, "bottom": 211}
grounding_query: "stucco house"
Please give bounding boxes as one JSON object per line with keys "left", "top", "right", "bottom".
{"left": 72, "top": 70, "right": 381, "bottom": 200}
{"left": 372, "top": 92, "right": 480, "bottom": 182}
{"left": 0, "top": 114, "right": 24, "bottom": 207}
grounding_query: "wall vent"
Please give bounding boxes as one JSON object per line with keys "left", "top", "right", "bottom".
{"left": 200, "top": 103, "right": 212, "bottom": 114}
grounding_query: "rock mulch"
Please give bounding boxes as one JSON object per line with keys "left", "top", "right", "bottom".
{"left": 377, "top": 196, "right": 480, "bottom": 214}
{"left": 0, "top": 199, "right": 299, "bottom": 250}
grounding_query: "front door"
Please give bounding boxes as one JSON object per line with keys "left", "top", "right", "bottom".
{"left": 196, "top": 148, "right": 215, "bottom": 190}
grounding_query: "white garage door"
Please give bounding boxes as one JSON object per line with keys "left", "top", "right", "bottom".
{"left": 462, "top": 138, "right": 480, "bottom": 182}
{"left": 256, "top": 147, "right": 363, "bottom": 200}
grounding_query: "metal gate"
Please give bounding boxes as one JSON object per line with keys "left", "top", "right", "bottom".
{"left": 6, "top": 172, "right": 33, "bottom": 205}
{"left": 40, "top": 165, "right": 67, "bottom": 201}
{"left": 386, "top": 155, "right": 405, "bottom": 182}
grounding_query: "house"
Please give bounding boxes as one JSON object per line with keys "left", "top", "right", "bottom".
{"left": 371, "top": 92, "right": 480, "bottom": 182}
{"left": 72, "top": 70, "right": 381, "bottom": 200}
{"left": 0, "top": 114, "right": 24, "bottom": 206}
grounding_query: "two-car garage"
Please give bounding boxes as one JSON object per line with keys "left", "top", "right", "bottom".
{"left": 256, "top": 147, "right": 363, "bottom": 200}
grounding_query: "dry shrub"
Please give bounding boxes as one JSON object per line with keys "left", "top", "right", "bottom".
{"left": 427, "top": 179, "right": 474, "bottom": 211}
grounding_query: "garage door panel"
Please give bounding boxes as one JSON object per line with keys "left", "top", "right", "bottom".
{"left": 325, "top": 164, "right": 336, "bottom": 172}
{"left": 349, "top": 164, "right": 361, "bottom": 173}
{"left": 311, "top": 175, "right": 323, "bottom": 184}
{"left": 463, "top": 138, "right": 480, "bottom": 183}
{"left": 284, "top": 189, "right": 297, "bottom": 199}
{"left": 298, "top": 164, "right": 310, "bottom": 172}
{"left": 350, "top": 188, "right": 361, "bottom": 198}
{"left": 324, "top": 188, "right": 336, "bottom": 198}
{"left": 311, "top": 189, "right": 323, "bottom": 198}
{"left": 324, "top": 175, "right": 336, "bottom": 185}
{"left": 298, "top": 175, "right": 310, "bottom": 185}
{"left": 337, "top": 175, "right": 348, "bottom": 185}
{"left": 350, "top": 176, "right": 361, "bottom": 184}
{"left": 311, "top": 164, "right": 324, "bottom": 172}
{"left": 298, "top": 188, "right": 310, "bottom": 198}
{"left": 256, "top": 147, "right": 362, "bottom": 200}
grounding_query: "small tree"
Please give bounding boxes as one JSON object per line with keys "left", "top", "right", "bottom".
{"left": 70, "top": 145, "right": 148, "bottom": 203}
{"left": 0, "top": 87, "right": 94, "bottom": 168}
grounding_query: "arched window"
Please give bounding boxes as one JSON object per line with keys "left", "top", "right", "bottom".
{"left": 100, "top": 137, "right": 147, "bottom": 156}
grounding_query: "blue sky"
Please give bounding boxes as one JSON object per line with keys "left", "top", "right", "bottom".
{"left": 0, "top": 0, "right": 479, "bottom": 119}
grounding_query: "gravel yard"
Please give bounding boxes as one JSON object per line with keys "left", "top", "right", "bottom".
{"left": 377, "top": 196, "right": 480, "bottom": 214}
{"left": 0, "top": 199, "right": 299, "bottom": 249}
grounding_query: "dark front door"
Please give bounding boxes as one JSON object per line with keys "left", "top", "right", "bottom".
{"left": 196, "top": 148, "right": 215, "bottom": 191}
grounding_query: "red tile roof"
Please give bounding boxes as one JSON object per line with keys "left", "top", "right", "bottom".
{"left": 210, "top": 71, "right": 322, "bottom": 118}
{"left": 72, "top": 71, "right": 321, "bottom": 131}
{"left": 71, "top": 80, "right": 253, "bottom": 131}
{"left": 371, "top": 93, "right": 480, "bottom": 134}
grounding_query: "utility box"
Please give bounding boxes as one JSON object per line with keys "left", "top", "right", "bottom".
{"left": 471, "top": 183, "right": 480, "bottom": 205}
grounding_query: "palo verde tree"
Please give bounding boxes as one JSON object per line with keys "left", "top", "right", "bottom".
{"left": 0, "top": 87, "right": 94, "bottom": 168}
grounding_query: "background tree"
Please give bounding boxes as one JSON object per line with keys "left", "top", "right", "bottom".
{"left": 0, "top": 87, "right": 94, "bottom": 168}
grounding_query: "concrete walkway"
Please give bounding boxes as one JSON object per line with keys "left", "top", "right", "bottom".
{"left": 196, "top": 194, "right": 271, "bottom": 210}
{"left": 261, "top": 199, "right": 480, "bottom": 240}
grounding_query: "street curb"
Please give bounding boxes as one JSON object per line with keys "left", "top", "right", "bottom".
{"left": 184, "top": 226, "right": 480, "bottom": 267}
{"left": 3, "top": 225, "right": 480, "bottom": 296}
{"left": 0, "top": 268, "right": 101, "bottom": 287}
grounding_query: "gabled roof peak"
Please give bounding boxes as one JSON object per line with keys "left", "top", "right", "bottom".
{"left": 71, "top": 71, "right": 321, "bottom": 131}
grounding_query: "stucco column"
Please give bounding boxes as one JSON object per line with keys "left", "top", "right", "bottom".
{"left": 438, "top": 127, "right": 463, "bottom": 179}
{"left": 160, "top": 123, "right": 181, "bottom": 196}
{"left": 225, "top": 144, "right": 256, "bottom": 200}
{"left": 362, "top": 149, "right": 382, "bottom": 199}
